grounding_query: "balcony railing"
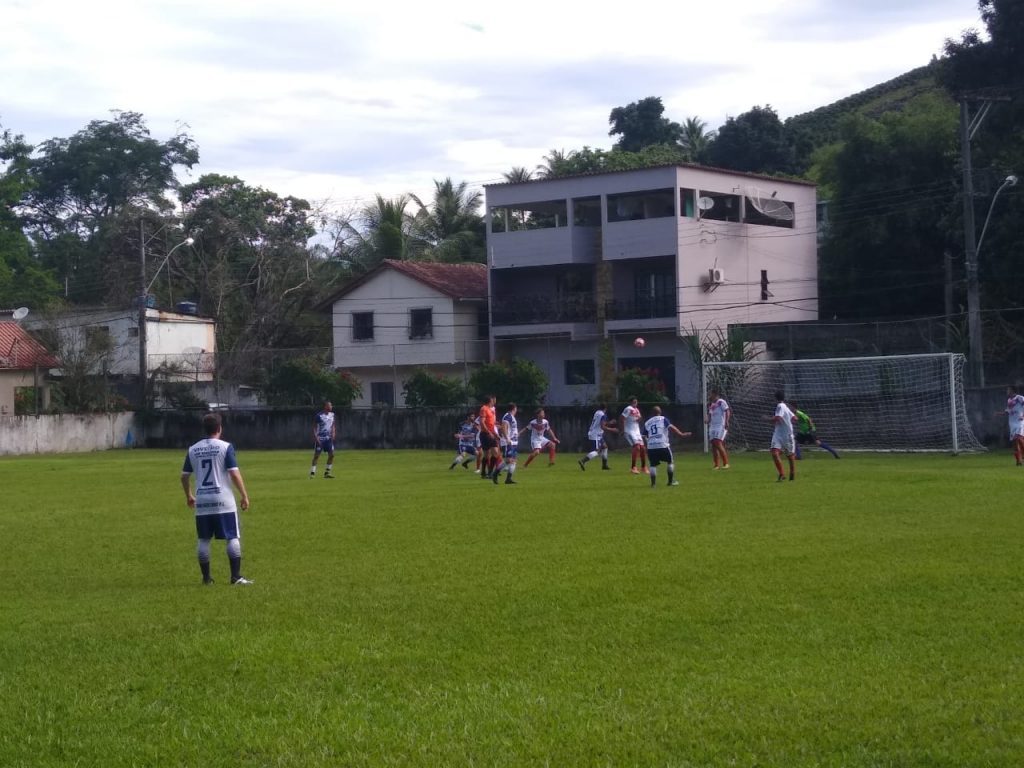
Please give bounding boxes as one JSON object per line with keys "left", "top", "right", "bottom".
{"left": 492, "top": 294, "right": 596, "bottom": 325}
{"left": 604, "top": 298, "right": 677, "bottom": 321}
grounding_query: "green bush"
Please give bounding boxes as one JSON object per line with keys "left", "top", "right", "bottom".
{"left": 469, "top": 358, "right": 548, "bottom": 406}
{"left": 617, "top": 367, "right": 670, "bottom": 405}
{"left": 402, "top": 369, "right": 468, "bottom": 407}
{"left": 266, "top": 356, "right": 362, "bottom": 407}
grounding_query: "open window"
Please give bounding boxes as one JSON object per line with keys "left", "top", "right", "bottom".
{"left": 352, "top": 311, "right": 374, "bottom": 341}
{"left": 409, "top": 308, "right": 433, "bottom": 340}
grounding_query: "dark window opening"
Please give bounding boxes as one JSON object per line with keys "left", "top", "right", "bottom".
{"left": 607, "top": 188, "right": 675, "bottom": 222}
{"left": 409, "top": 308, "right": 433, "bottom": 339}
{"left": 696, "top": 191, "right": 741, "bottom": 222}
{"left": 490, "top": 199, "right": 568, "bottom": 233}
{"left": 565, "top": 359, "right": 596, "bottom": 385}
{"left": 371, "top": 381, "right": 394, "bottom": 407}
{"left": 352, "top": 311, "right": 374, "bottom": 341}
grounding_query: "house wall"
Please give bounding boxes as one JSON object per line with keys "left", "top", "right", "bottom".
{"left": 0, "top": 369, "right": 44, "bottom": 415}
{"left": 28, "top": 309, "right": 216, "bottom": 377}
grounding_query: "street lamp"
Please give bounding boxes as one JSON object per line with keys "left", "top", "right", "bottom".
{"left": 964, "top": 174, "right": 1017, "bottom": 387}
{"left": 138, "top": 234, "right": 196, "bottom": 408}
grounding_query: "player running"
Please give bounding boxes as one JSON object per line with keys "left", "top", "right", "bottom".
{"left": 523, "top": 408, "right": 559, "bottom": 467}
{"left": 705, "top": 389, "right": 731, "bottom": 469}
{"left": 996, "top": 384, "right": 1024, "bottom": 466}
{"left": 448, "top": 412, "right": 478, "bottom": 470}
{"left": 578, "top": 403, "right": 617, "bottom": 471}
{"left": 790, "top": 403, "right": 840, "bottom": 459}
{"left": 309, "top": 400, "right": 336, "bottom": 478}
{"left": 621, "top": 396, "right": 648, "bottom": 475}
{"left": 642, "top": 406, "right": 692, "bottom": 488}
{"left": 768, "top": 391, "right": 797, "bottom": 482}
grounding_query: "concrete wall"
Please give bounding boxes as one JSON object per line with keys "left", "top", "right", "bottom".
{"left": 0, "top": 412, "right": 135, "bottom": 455}
{"left": 1, "top": 386, "right": 1008, "bottom": 455}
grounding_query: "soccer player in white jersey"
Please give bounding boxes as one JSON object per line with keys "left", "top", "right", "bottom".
{"left": 706, "top": 389, "right": 731, "bottom": 469}
{"left": 448, "top": 412, "right": 477, "bottom": 470}
{"left": 642, "top": 406, "right": 692, "bottom": 488}
{"left": 181, "top": 413, "right": 252, "bottom": 585}
{"left": 996, "top": 384, "right": 1024, "bottom": 466}
{"left": 493, "top": 403, "right": 520, "bottom": 484}
{"left": 309, "top": 400, "right": 336, "bottom": 478}
{"left": 524, "top": 408, "right": 560, "bottom": 467}
{"left": 621, "top": 396, "right": 649, "bottom": 475}
{"left": 578, "top": 403, "right": 618, "bottom": 471}
{"left": 769, "top": 391, "right": 797, "bottom": 482}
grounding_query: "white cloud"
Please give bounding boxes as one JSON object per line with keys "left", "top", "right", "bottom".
{"left": 1, "top": 0, "right": 982, "bottom": 212}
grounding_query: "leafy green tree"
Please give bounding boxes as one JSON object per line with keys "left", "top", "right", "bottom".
{"left": 811, "top": 93, "right": 960, "bottom": 319}
{"left": 942, "top": 0, "right": 1024, "bottom": 312}
{"left": 265, "top": 356, "right": 361, "bottom": 407}
{"left": 0, "top": 127, "right": 59, "bottom": 307}
{"left": 707, "top": 105, "right": 795, "bottom": 175}
{"left": 410, "top": 178, "right": 485, "bottom": 263}
{"left": 469, "top": 358, "right": 548, "bottom": 406}
{"left": 402, "top": 369, "right": 469, "bottom": 407}
{"left": 535, "top": 145, "right": 686, "bottom": 180}
{"left": 176, "top": 174, "right": 330, "bottom": 361}
{"left": 608, "top": 97, "right": 682, "bottom": 152}
{"left": 502, "top": 167, "right": 534, "bottom": 183}
{"left": 18, "top": 111, "right": 197, "bottom": 302}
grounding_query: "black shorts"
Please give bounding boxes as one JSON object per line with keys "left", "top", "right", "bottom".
{"left": 796, "top": 432, "right": 817, "bottom": 446}
{"left": 480, "top": 431, "right": 498, "bottom": 450}
{"left": 647, "top": 447, "right": 673, "bottom": 467}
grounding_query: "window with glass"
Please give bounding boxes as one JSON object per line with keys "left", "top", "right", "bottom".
{"left": 565, "top": 359, "right": 596, "bottom": 385}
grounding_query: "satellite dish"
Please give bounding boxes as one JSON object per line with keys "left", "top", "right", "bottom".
{"left": 12, "top": 307, "right": 29, "bottom": 321}
{"left": 697, "top": 197, "right": 715, "bottom": 211}
{"left": 746, "top": 187, "right": 795, "bottom": 222}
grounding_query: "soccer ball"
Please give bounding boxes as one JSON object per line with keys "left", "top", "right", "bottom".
{"left": 633, "top": 337, "right": 646, "bottom": 348}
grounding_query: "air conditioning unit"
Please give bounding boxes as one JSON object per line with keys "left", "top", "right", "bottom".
{"left": 709, "top": 267, "right": 725, "bottom": 284}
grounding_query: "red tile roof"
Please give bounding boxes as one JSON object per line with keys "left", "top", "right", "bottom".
{"left": 319, "top": 260, "right": 487, "bottom": 308}
{"left": 0, "top": 322, "right": 59, "bottom": 369}
{"left": 380, "top": 260, "right": 487, "bottom": 300}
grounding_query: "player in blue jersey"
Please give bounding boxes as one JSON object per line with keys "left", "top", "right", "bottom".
{"left": 181, "top": 413, "right": 252, "bottom": 585}
{"left": 493, "top": 403, "right": 520, "bottom": 484}
{"left": 642, "top": 406, "right": 692, "bottom": 488}
{"left": 309, "top": 400, "right": 336, "bottom": 478}
{"left": 449, "top": 412, "right": 478, "bottom": 470}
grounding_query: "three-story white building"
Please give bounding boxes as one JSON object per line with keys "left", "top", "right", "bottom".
{"left": 485, "top": 164, "right": 818, "bottom": 404}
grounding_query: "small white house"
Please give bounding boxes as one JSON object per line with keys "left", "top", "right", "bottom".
{"left": 27, "top": 306, "right": 216, "bottom": 382}
{"left": 322, "top": 260, "right": 488, "bottom": 407}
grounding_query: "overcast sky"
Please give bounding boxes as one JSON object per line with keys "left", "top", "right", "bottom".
{"left": 2, "top": 0, "right": 984, "bottom": 214}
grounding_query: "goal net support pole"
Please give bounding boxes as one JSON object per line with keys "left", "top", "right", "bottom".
{"left": 701, "top": 353, "right": 982, "bottom": 454}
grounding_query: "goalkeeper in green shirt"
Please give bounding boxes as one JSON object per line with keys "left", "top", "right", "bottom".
{"left": 791, "top": 405, "right": 840, "bottom": 459}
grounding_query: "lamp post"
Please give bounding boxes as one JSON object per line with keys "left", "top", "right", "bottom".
{"left": 963, "top": 173, "right": 1017, "bottom": 388}
{"left": 138, "top": 229, "right": 195, "bottom": 408}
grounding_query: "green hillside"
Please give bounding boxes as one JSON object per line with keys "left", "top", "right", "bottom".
{"left": 786, "top": 61, "right": 950, "bottom": 170}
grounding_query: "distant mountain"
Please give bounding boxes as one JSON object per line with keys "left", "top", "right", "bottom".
{"left": 786, "top": 61, "right": 948, "bottom": 172}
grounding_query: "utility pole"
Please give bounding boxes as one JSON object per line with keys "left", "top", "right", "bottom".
{"left": 138, "top": 219, "right": 148, "bottom": 409}
{"left": 960, "top": 99, "right": 983, "bottom": 386}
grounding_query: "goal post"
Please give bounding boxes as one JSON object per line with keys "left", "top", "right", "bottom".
{"left": 701, "top": 353, "right": 983, "bottom": 454}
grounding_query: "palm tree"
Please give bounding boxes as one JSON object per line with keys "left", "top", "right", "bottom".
{"left": 410, "top": 178, "right": 485, "bottom": 263}
{"left": 344, "top": 193, "right": 415, "bottom": 272}
{"left": 535, "top": 149, "right": 573, "bottom": 179}
{"left": 502, "top": 166, "right": 534, "bottom": 183}
{"left": 680, "top": 117, "right": 715, "bottom": 164}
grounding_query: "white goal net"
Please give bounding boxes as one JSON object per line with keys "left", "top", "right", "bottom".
{"left": 701, "top": 353, "right": 983, "bottom": 453}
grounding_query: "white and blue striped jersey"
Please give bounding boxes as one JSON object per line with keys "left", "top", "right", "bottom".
{"left": 458, "top": 421, "right": 477, "bottom": 448}
{"left": 643, "top": 415, "right": 674, "bottom": 449}
{"left": 587, "top": 409, "right": 608, "bottom": 440}
{"left": 183, "top": 438, "right": 239, "bottom": 516}
{"left": 314, "top": 410, "right": 335, "bottom": 440}
{"left": 501, "top": 412, "right": 519, "bottom": 447}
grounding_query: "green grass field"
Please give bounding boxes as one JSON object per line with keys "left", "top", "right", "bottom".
{"left": 2, "top": 447, "right": 1022, "bottom": 767}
